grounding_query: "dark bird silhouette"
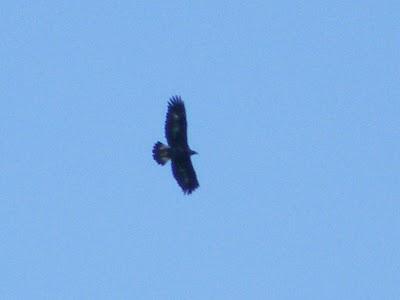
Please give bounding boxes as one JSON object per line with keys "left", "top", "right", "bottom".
{"left": 153, "top": 96, "right": 199, "bottom": 194}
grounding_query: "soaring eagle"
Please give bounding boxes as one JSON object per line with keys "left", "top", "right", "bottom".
{"left": 152, "top": 96, "right": 199, "bottom": 194}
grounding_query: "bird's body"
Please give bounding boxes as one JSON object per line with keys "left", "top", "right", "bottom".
{"left": 152, "top": 96, "right": 199, "bottom": 194}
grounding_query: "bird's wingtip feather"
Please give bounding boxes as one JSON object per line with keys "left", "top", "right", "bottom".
{"left": 168, "top": 95, "right": 184, "bottom": 106}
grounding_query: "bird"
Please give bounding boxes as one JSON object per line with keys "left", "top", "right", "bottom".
{"left": 152, "top": 96, "right": 199, "bottom": 194}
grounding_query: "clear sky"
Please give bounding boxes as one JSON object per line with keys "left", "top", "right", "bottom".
{"left": 1, "top": 1, "right": 399, "bottom": 299}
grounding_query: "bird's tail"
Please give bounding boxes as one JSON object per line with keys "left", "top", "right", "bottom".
{"left": 152, "top": 142, "right": 170, "bottom": 165}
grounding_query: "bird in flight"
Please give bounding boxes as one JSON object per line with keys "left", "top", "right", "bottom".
{"left": 152, "top": 96, "right": 199, "bottom": 194}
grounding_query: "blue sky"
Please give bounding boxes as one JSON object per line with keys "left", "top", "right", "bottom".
{"left": 1, "top": 1, "right": 399, "bottom": 299}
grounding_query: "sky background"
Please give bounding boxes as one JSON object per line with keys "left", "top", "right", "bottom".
{"left": 1, "top": 1, "right": 399, "bottom": 299}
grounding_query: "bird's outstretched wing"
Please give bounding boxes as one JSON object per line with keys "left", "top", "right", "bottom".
{"left": 165, "top": 96, "right": 188, "bottom": 147}
{"left": 171, "top": 157, "right": 199, "bottom": 194}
